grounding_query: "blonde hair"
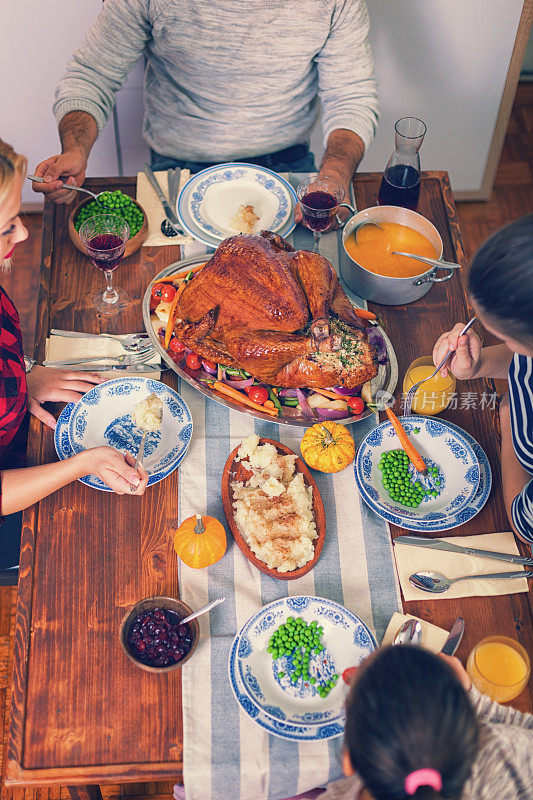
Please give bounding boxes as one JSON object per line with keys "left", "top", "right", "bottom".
{"left": 0, "top": 139, "right": 27, "bottom": 207}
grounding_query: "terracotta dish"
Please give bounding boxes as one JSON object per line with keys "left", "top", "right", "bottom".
{"left": 68, "top": 196, "right": 148, "bottom": 258}
{"left": 221, "top": 438, "right": 326, "bottom": 580}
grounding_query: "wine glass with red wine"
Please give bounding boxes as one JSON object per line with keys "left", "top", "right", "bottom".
{"left": 297, "top": 176, "right": 345, "bottom": 253}
{"left": 79, "top": 214, "right": 130, "bottom": 315}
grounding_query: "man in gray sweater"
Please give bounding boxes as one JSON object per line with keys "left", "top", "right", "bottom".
{"left": 33, "top": 0, "right": 378, "bottom": 207}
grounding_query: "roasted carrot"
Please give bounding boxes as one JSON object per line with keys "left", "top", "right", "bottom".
{"left": 352, "top": 307, "right": 376, "bottom": 320}
{"left": 164, "top": 282, "right": 186, "bottom": 349}
{"left": 385, "top": 406, "right": 427, "bottom": 472}
{"left": 312, "top": 388, "right": 348, "bottom": 401}
{"left": 211, "top": 381, "right": 279, "bottom": 417}
{"left": 152, "top": 263, "right": 206, "bottom": 283}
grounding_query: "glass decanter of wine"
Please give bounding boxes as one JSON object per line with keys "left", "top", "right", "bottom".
{"left": 378, "top": 117, "right": 426, "bottom": 210}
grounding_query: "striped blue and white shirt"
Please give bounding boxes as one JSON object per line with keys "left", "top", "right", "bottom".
{"left": 508, "top": 354, "right": 533, "bottom": 543}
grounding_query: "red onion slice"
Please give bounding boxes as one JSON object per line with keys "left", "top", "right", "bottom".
{"left": 328, "top": 385, "right": 362, "bottom": 397}
{"left": 201, "top": 360, "right": 218, "bottom": 376}
{"left": 296, "top": 388, "right": 318, "bottom": 419}
{"left": 221, "top": 376, "right": 255, "bottom": 390}
{"left": 278, "top": 388, "right": 299, "bottom": 398}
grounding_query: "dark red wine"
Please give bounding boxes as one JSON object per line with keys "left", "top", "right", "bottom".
{"left": 301, "top": 190, "right": 338, "bottom": 232}
{"left": 87, "top": 233, "right": 126, "bottom": 272}
{"left": 378, "top": 165, "right": 421, "bottom": 210}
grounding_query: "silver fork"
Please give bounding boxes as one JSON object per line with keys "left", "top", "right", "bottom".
{"left": 50, "top": 330, "right": 151, "bottom": 353}
{"left": 403, "top": 317, "right": 477, "bottom": 416}
{"left": 42, "top": 349, "right": 154, "bottom": 367}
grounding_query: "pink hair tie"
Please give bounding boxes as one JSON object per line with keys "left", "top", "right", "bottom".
{"left": 404, "top": 769, "right": 443, "bottom": 796}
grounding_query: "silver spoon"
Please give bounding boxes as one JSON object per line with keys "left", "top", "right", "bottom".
{"left": 392, "top": 251, "right": 462, "bottom": 270}
{"left": 392, "top": 618, "right": 422, "bottom": 645}
{"left": 352, "top": 220, "right": 383, "bottom": 244}
{"left": 179, "top": 596, "right": 225, "bottom": 626}
{"left": 409, "top": 569, "right": 531, "bottom": 594}
{"left": 403, "top": 316, "right": 477, "bottom": 417}
{"left": 27, "top": 174, "right": 106, "bottom": 204}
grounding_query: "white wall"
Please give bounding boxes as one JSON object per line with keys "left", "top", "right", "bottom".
{"left": 1, "top": 0, "right": 118, "bottom": 207}
{"left": 311, "top": 0, "right": 525, "bottom": 195}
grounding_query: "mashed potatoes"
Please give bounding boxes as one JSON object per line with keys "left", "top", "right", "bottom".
{"left": 231, "top": 435, "right": 317, "bottom": 572}
{"left": 133, "top": 393, "right": 163, "bottom": 431}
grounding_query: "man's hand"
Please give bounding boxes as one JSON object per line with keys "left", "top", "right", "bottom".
{"left": 32, "top": 150, "right": 88, "bottom": 204}
{"left": 295, "top": 129, "right": 363, "bottom": 228}
{"left": 32, "top": 110, "right": 98, "bottom": 204}
{"left": 27, "top": 366, "right": 103, "bottom": 429}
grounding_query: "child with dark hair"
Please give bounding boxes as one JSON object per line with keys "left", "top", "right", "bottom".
{"left": 318, "top": 646, "right": 533, "bottom": 800}
{"left": 432, "top": 213, "right": 533, "bottom": 543}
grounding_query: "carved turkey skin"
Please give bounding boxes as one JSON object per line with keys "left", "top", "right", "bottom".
{"left": 173, "top": 231, "right": 379, "bottom": 389}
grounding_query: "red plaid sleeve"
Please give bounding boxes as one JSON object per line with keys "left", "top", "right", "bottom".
{"left": 0, "top": 287, "right": 28, "bottom": 515}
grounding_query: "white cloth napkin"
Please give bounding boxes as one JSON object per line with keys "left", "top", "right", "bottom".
{"left": 136, "top": 169, "right": 193, "bottom": 246}
{"left": 394, "top": 531, "right": 530, "bottom": 601}
{"left": 45, "top": 334, "right": 161, "bottom": 380}
{"left": 381, "top": 611, "right": 449, "bottom": 652}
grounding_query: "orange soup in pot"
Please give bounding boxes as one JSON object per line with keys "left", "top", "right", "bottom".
{"left": 344, "top": 222, "right": 437, "bottom": 278}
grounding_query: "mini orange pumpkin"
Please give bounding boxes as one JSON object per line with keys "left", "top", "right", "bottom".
{"left": 174, "top": 514, "right": 227, "bottom": 569}
{"left": 300, "top": 421, "right": 355, "bottom": 473}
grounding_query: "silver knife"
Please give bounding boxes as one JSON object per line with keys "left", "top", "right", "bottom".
{"left": 440, "top": 617, "right": 465, "bottom": 656}
{"left": 394, "top": 535, "right": 533, "bottom": 567}
{"left": 143, "top": 164, "right": 182, "bottom": 228}
{"left": 42, "top": 363, "right": 168, "bottom": 373}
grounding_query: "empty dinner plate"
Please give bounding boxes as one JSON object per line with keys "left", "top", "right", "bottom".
{"left": 355, "top": 416, "right": 489, "bottom": 532}
{"left": 229, "top": 596, "right": 376, "bottom": 741}
{"left": 178, "top": 163, "right": 297, "bottom": 247}
{"left": 54, "top": 377, "right": 192, "bottom": 491}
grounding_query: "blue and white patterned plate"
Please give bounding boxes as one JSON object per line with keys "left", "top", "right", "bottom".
{"left": 356, "top": 418, "right": 491, "bottom": 532}
{"left": 186, "top": 164, "right": 294, "bottom": 239}
{"left": 178, "top": 164, "right": 297, "bottom": 248}
{"left": 54, "top": 377, "right": 192, "bottom": 491}
{"left": 355, "top": 415, "right": 480, "bottom": 528}
{"left": 229, "top": 596, "right": 375, "bottom": 737}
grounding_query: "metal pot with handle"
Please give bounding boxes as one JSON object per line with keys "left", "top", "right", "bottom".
{"left": 338, "top": 205, "right": 456, "bottom": 306}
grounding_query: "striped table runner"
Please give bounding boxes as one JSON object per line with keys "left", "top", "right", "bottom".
{"left": 177, "top": 185, "right": 401, "bottom": 800}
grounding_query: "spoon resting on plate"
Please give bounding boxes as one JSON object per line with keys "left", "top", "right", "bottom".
{"left": 409, "top": 569, "right": 531, "bottom": 594}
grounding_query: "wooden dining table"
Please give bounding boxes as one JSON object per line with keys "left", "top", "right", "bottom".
{"left": 5, "top": 171, "right": 533, "bottom": 799}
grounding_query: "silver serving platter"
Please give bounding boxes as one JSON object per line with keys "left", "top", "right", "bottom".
{"left": 142, "top": 255, "right": 398, "bottom": 427}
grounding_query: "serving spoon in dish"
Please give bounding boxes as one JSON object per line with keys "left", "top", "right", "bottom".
{"left": 27, "top": 174, "right": 106, "bottom": 204}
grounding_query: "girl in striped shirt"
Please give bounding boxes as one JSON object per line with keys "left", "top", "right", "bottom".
{"left": 433, "top": 214, "right": 533, "bottom": 544}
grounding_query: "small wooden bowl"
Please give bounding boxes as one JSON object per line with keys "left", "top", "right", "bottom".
{"left": 68, "top": 195, "right": 148, "bottom": 257}
{"left": 119, "top": 595, "right": 199, "bottom": 673}
{"left": 221, "top": 438, "right": 326, "bottom": 581}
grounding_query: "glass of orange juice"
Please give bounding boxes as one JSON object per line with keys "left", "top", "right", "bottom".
{"left": 466, "top": 636, "right": 530, "bottom": 703}
{"left": 402, "top": 355, "right": 456, "bottom": 415}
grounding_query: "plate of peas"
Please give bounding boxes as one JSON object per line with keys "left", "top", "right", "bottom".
{"left": 229, "top": 595, "right": 375, "bottom": 740}
{"left": 355, "top": 415, "right": 481, "bottom": 531}
{"left": 72, "top": 190, "right": 146, "bottom": 239}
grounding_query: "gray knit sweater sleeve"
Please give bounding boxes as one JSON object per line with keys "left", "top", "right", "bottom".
{"left": 316, "top": 0, "right": 378, "bottom": 148}
{"left": 54, "top": 0, "right": 154, "bottom": 134}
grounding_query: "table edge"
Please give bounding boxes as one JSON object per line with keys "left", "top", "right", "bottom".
{"left": 5, "top": 758, "right": 183, "bottom": 787}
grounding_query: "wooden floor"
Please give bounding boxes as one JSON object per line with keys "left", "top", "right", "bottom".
{"left": 2, "top": 82, "right": 533, "bottom": 800}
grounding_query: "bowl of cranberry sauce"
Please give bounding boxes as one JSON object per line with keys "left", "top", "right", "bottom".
{"left": 119, "top": 596, "right": 199, "bottom": 672}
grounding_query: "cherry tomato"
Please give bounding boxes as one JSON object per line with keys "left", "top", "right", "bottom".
{"left": 151, "top": 282, "right": 176, "bottom": 303}
{"left": 169, "top": 338, "right": 186, "bottom": 356}
{"left": 347, "top": 396, "right": 365, "bottom": 415}
{"left": 248, "top": 385, "right": 269, "bottom": 405}
{"left": 185, "top": 352, "right": 202, "bottom": 370}
{"left": 202, "top": 359, "right": 218, "bottom": 371}
{"left": 342, "top": 666, "right": 358, "bottom": 686}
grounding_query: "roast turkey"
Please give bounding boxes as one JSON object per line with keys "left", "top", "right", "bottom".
{"left": 173, "top": 231, "right": 379, "bottom": 389}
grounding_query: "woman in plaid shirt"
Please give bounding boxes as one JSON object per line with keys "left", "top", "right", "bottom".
{"left": 0, "top": 139, "right": 148, "bottom": 577}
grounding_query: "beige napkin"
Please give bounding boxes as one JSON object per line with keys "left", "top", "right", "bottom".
{"left": 45, "top": 334, "right": 161, "bottom": 380}
{"left": 394, "top": 532, "right": 530, "bottom": 601}
{"left": 136, "top": 169, "right": 193, "bottom": 246}
{"left": 382, "top": 611, "right": 449, "bottom": 652}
